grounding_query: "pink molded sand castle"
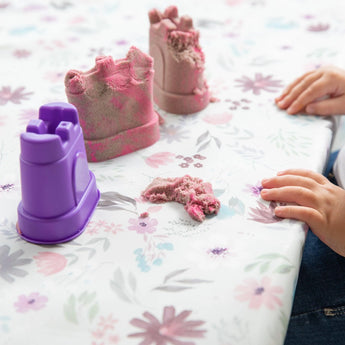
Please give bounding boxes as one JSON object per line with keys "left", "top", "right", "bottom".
{"left": 142, "top": 175, "right": 220, "bottom": 222}
{"left": 149, "top": 6, "right": 210, "bottom": 114}
{"left": 65, "top": 46, "right": 160, "bottom": 162}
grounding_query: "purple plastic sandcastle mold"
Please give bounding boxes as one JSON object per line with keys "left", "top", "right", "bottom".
{"left": 17, "top": 102, "right": 100, "bottom": 244}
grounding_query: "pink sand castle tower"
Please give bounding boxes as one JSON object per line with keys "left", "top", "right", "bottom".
{"left": 65, "top": 46, "right": 160, "bottom": 162}
{"left": 149, "top": 5, "right": 210, "bottom": 114}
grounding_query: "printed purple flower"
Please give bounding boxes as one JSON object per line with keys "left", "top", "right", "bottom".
{"left": 129, "top": 305, "right": 206, "bottom": 345}
{"left": 128, "top": 217, "right": 158, "bottom": 234}
{"left": 0, "top": 245, "right": 32, "bottom": 283}
{"left": 14, "top": 292, "right": 48, "bottom": 313}
{"left": 303, "top": 14, "right": 315, "bottom": 20}
{"left": 0, "top": 86, "right": 33, "bottom": 105}
{"left": 248, "top": 201, "right": 283, "bottom": 223}
{"left": 160, "top": 124, "right": 189, "bottom": 144}
{"left": 115, "top": 39, "right": 128, "bottom": 46}
{"left": 245, "top": 183, "right": 263, "bottom": 196}
{"left": 235, "top": 73, "right": 283, "bottom": 95}
{"left": 194, "top": 163, "right": 203, "bottom": 168}
{"left": 0, "top": 183, "right": 14, "bottom": 192}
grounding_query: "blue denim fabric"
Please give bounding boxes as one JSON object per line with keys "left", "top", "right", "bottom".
{"left": 284, "top": 150, "right": 345, "bottom": 345}
{"left": 284, "top": 231, "right": 345, "bottom": 345}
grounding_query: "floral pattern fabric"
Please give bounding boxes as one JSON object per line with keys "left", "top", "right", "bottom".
{"left": 0, "top": 0, "right": 344, "bottom": 344}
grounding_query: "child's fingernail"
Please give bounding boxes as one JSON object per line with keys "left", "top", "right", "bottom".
{"left": 274, "top": 206, "right": 283, "bottom": 215}
{"left": 277, "top": 100, "right": 286, "bottom": 107}
{"left": 287, "top": 106, "right": 296, "bottom": 114}
{"left": 306, "top": 105, "right": 314, "bottom": 113}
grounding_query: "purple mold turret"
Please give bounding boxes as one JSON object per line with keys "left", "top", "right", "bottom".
{"left": 17, "top": 102, "right": 100, "bottom": 244}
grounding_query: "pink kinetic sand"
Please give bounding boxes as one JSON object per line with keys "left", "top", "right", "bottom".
{"left": 142, "top": 175, "right": 220, "bottom": 222}
{"left": 65, "top": 46, "right": 160, "bottom": 162}
{"left": 149, "top": 6, "right": 210, "bottom": 114}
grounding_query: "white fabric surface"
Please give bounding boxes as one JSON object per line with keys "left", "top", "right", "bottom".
{"left": 1, "top": 1, "right": 344, "bottom": 344}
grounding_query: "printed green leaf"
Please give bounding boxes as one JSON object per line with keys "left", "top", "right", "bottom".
{"left": 154, "top": 285, "right": 193, "bottom": 292}
{"left": 110, "top": 280, "right": 132, "bottom": 303}
{"left": 274, "top": 264, "right": 294, "bottom": 274}
{"left": 128, "top": 272, "right": 137, "bottom": 292}
{"left": 103, "top": 238, "right": 110, "bottom": 251}
{"left": 76, "top": 247, "right": 96, "bottom": 259}
{"left": 257, "top": 253, "right": 287, "bottom": 260}
{"left": 175, "top": 279, "right": 212, "bottom": 284}
{"left": 88, "top": 303, "right": 99, "bottom": 323}
{"left": 260, "top": 261, "right": 270, "bottom": 273}
{"left": 244, "top": 262, "right": 260, "bottom": 272}
{"left": 196, "top": 130, "right": 210, "bottom": 145}
{"left": 64, "top": 295, "right": 78, "bottom": 324}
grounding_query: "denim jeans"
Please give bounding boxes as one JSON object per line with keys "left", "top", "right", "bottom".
{"left": 284, "top": 150, "right": 345, "bottom": 345}
{"left": 284, "top": 231, "right": 345, "bottom": 345}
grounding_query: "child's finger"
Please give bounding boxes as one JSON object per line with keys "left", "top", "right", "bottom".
{"left": 261, "top": 186, "right": 318, "bottom": 208}
{"left": 306, "top": 95, "right": 345, "bottom": 116}
{"left": 277, "top": 71, "right": 314, "bottom": 101}
{"left": 277, "top": 72, "right": 322, "bottom": 111}
{"left": 261, "top": 174, "right": 317, "bottom": 190}
{"left": 274, "top": 205, "right": 323, "bottom": 230}
{"left": 285, "top": 75, "right": 334, "bottom": 114}
{"left": 276, "top": 169, "right": 328, "bottom": 184}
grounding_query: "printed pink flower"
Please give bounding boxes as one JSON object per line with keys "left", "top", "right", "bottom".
{"left": 145, "top": 152, "right": 175, "bottom": 168}
{"left": 129, "top": 305, "right": 206, "bottom": 345}
{"left": 91, "top": 314, "right": 119, "bottom": 344}
{"left": 13, "top": 49, "right": 31, "bottom": 58}
{"left": 226, "top": 0, "right": 244, "bottom": 5}
{"left": 86, "top": 220, "right": 123, "bottom": 235}
{"left": 34, "top": 252, "right": 67, "bottom": 275}
{"left": 307, "top": 23, "right": 330, "bottom": 32}
{"left": 14, "top": 292, "right": 48, "bottom": 313}
{"left": 235, "top": 74, "right": 283, "bottom": 95}
{"left": 19, "top": 108, "right": 37, "bottom": 124}
{"left": 235, "top": 276, "right": 283, "bottom": 309}
{"left": 203, "top": 112, "right": 233, "bottom": 125}
{"left": 128, "top": 217, "right": 158, "bottom": 234}
{"left": 147, "top": 205, "right": 163, "bottom": 213}
{"left": 0, "top": 86, "right": 33, "bottom": 105}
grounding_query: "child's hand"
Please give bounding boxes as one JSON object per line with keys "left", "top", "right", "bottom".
{"left": 261, "top": 169, "right": 345, "bottom": 257}
{"left": 275, "top": 66, "right": 345, "bottom": 115}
